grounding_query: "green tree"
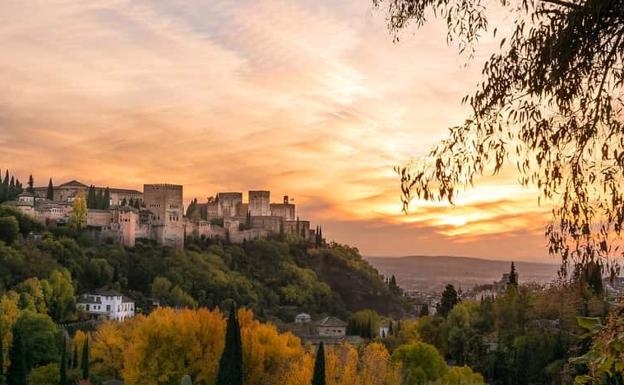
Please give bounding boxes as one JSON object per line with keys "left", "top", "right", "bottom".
{"left": 103, "top": 187, "right": 110, "bottom": 209}
{"left": 68, "top": 194, "right": 87, "bottom": 231}
{"left": 419, "top": 304, "right": 429, "bottom": 317}
{"left": 13, "top": 311, "right": 58, "bottom": 372}
{"left": 46, "top": 179, "right": 54, "bottom": 201}
{"left": 312, "top": 342, "right": 326, "bottom": 385}
{"left": 375, "top": 0, "right": 624, "bottom": 275}
{"left": 27, "top": 364, "right": 59, "bottom": 385}
{"left": 7, "top": 324, "right": 27, "bottom": 385}
{"left": 437, "top": 284, "right": 459, "bottom": 317}
{"left": 80, "top": 336, "right": 89, "bottom": 380}
{"left": 216, "top": 305, "right": 243, "bottom": 385}
{"left": 71, "top": 345, "right": 77, "bottom": 370}
{"left": 0, "top": 216, "right": 19, "bottom": 245}
{"left": 509, "top": 262, "right": 518, "bottom": 286}
{"left": 86, "top": 186, "right": 96, "bottom": 210}
{"left": 27, "top": 175, "right": 34, "bottom": 194}
{"left": 59, "top": 337, "right": 67, "bottom": 385}
{"left": 43, "top": 270, "right": 75, "bottom": 322}
{"left": 392, "top": 342, "right": 448, "bottom": 385}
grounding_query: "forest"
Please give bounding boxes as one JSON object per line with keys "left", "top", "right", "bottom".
{"left": 1, "top": 202, "right": 622, "bottom": 384}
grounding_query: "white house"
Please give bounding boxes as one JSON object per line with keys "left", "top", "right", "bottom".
{"left": 76, "top": 289, "right": 135, "bottom": 321}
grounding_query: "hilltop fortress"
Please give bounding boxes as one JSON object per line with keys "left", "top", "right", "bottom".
{"left": 6, "top": 180, "right": 317, "bottom": 249}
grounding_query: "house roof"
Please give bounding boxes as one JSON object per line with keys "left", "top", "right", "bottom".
{"left": 317, "top": 317, "right": 347, "bottom": 327}
{"left": 59, "top": 180, "right": 88, "bottom": 188}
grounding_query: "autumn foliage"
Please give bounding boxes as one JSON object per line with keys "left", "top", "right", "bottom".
{"left": 89, "top": 307, "right": 401, "bottom": 385}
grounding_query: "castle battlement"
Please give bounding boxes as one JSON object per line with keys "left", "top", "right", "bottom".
{"left": 6, "top": 180, "right": 321, "bottom": 250}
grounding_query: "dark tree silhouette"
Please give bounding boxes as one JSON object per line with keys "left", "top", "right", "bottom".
{"left": 217, "top": 305, "right": 243, "bottom": 385}
{"left": 509, "top": 262, "right": 519, "bottom": 286}
{"left": 312, "top": 342, "right": 326, "bottom": 385}
{"left": 81, "top": 336, "right": 89, "bottom": 380}
{"left": 374, "top": 0, "right": 624, "bottom": 277}
{"left": 437, "top": 284, "right": 460, "bottom": 317}
{"left": 46, "top": 178, "right": 54, "bottom": 200}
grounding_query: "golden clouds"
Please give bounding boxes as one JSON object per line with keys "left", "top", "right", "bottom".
{"left": 0, "top": 0, "right": 549, "bottom": 259}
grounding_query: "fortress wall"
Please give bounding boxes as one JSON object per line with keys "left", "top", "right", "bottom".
{"left": 249, "top": 190, "right": 270, "bottom": 216}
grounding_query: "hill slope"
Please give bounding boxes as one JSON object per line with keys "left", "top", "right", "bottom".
{"left": 367, "top": 255, "right": 560, "bottom": 292}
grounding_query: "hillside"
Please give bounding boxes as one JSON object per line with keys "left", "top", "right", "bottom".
{"left": 0, "top": 206, "right": 408, "bottom": 321}
{"left": 366, "top": 255, "right": 560, "bottom": 292}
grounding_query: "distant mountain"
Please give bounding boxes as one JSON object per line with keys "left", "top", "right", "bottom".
{"left": 366, "top": 255, "right": 560, "bottom": 292}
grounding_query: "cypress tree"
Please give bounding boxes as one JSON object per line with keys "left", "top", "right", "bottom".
{"left": 103, "top": 187, "right": 111, "bottom": 209}
{"left": 508, "top": 262, "right": 518, "bottom": 286}
{"left": 47, "top": 178, "right": 54, "bottom": 200}
{"left": 95, "top": 189, "right": 104, "bottom": 209}
{"left": 7, "top": 326, "right": 27, "bottom": 385}
{"left": 27, "top": 175, "right": 34, "bottom": 194}
{"left": 87, "top": 186, "right": 96, "bottom": 209}
{"left": 318, "top": 227, "right": 322, "bottom": 246}
{"left": 72, "top": 344, "right": 78, "bottom": 369}
{"left": 81, "top": 336, "right": 89, "bottom": 380}
{"left": 312, "top": 342, "right": 326, "bottom": 385}
{"left": 59, "top": 337, "right": 67, "bottom": 385}
{"left": 216, "top": 304, "right": 243, "bottom": 385}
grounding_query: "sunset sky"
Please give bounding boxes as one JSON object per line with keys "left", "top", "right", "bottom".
{"left": 0, "top": 0, "right": 554, "bottom": 261}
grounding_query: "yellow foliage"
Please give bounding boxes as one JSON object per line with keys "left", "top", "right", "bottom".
{"left": 88, "top": 308, "right": 400, "bottom": 385}
{"left": 1, "top": 293, "right": 20, "bottom": 372}
{"left": 238, "top": 309, "right": 312, "bottom": 385}
{"left": 121, "top": 307, "right": 225, "bottom": 385}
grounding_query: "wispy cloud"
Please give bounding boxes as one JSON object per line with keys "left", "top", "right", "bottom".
{"left": 0, "top": 0, "right": 550, "bottom": 260}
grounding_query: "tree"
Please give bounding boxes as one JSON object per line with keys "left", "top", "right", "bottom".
{"left": 59, "top": 337, "right": 67, "bottom": 385}
{"left": 216, "top": 305, "right": 243, "bottom": 385}
{"left": 419, "top": 304, "right": 430, "bottom": 317}
{"left": 7, "top": 324, "right": 27, "bottom": 385}
{"left": 86, "top": 186, "right": 96, "bottom": 210}
{"left": 509, "top": 262, "right": 519, "bottom": 286}
{"left": 0, "top": 322, "right": 5, "bottom": 385}
{"left": 71, "top": 345, "right": 77, "bottom": 370}
{"left": 103, "top": 187, "right": 110, "bottom": 209}
{"left": 26, "top": 364, "right": 59, "bottom": 385}
{"left": 438, "top": 284, "right": 459, "bottom": 317}
{"left": 27, "top": 175, "right": 34, "bottom": 194}
{"left": 69, "top": 194, "right": 87, "bottom": 231}
{"left": 46, "top": 179, "right": 54, "bottom": 201}
{"left": 375, "top": 0, "right": 624, "bottom": 275}
{"left": 312, "top": 342, "right": 326, "bottom": 385}
{"left": 81, "top": 336, "right": 89, "bottom": 380}
{"left": 392, "top": 342, "right": 448, "bottom": 385}
{"left": 43, "top": 270, "right": 76, "bottom": 322}
{"left": 0, "top": 216, "right": 19, "bottom": 245}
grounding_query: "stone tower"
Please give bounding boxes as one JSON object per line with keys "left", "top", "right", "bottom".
{"left": 249, "top": 190, "right": 270, "bottom": 216}
{"left": 143, "top": 184, "right": 184, "bottom": 249}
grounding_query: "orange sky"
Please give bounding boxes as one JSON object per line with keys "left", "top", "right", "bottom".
{"left": 0, "top": 0, "right": 555, "bottom": 261}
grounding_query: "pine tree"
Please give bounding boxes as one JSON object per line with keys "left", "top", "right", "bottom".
{"left": 27, "top": 175, "right": 34, "bottom": 194}
{"left": 47, "top": 178, "right": 54, "bottom": 200}
{"left": 87, "top": 186, "right": 96, "bottom": 209}
{"left": 59, "top": 336, "right": 67, "bottom": 385}
{"left": 419, "top": 303, "right": 430, "bottom": 317}
{"left": 216, "top": 305, "right": 243, "bottom": 385}
{"left": 81, "top": 336, "right": 89, "bottom": 380}
{"left": 7, "top": 326, "right": 27, "bottom": 385}
{"left": 72, "top": 344, "right": 78, "bottom": 369}
{"left": 8, "top": 177, "right": 15, "bottom": 201}
{"left": 388, "top": 320, "right": 393, "bottom": 336}
{"left": 103, "top": 187, "right": 111, "bottom": 209}
{"left": 318, "top": 227, "right": 323, "bottom": 246}
{"left": 312, "top": 342, "right": 326, "bottom": 385}
{"left": 95, "top": 189, "right": 104, "bottom": 209}
{"left": 437, "top": 284, "right": 460, "bottom": 317}
{"left": 508, "top": 262, "right": 519, "bottom": 286}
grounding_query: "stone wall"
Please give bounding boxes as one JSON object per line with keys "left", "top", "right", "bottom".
{"left": 249, "top": 190, "right": 270, "bottom": 216}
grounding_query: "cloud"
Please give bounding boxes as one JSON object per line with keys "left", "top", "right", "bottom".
{"left": 0, "top": 0, "right": 550, "bottom": 260}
